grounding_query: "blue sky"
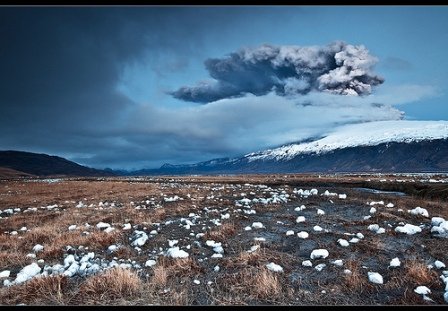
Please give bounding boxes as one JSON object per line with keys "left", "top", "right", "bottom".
{"left": 118, "top": 6, "right": 447, "bottom": 120}
{"left": 0, "top": 6, "right": 447, "bottom": 169}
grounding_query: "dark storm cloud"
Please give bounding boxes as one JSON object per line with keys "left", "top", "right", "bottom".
{"left": 1, "top": 7, "right": 299, "bottom": 168}
{"left": 0, "top": 7, "right": 238, "bottom": 125}
{"left": 0, "top": 8, "right": 151, "bottom": 140}
{"left": 171, "top": 41, "right": 385, "bottom": 103}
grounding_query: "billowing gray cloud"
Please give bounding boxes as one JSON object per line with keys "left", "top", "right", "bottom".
{"left": 171, "top": 41, "right": 384, "bottom": 103}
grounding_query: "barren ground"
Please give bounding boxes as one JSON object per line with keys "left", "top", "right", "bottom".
{"left": 0, "top": 173, "right": 447, "bottom": 305}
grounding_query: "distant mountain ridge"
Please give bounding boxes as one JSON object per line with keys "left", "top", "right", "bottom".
{"left": 0, "top": 150, "right": 115, "bottom": 178}
{"left": 2, "top": 121, "right": 448, "bottom": 177}
{"left": 135, "top": 121, "right": 448, "bottom": 175}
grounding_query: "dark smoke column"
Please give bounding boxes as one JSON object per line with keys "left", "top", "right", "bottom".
{"left": 171, "top": 41, "right": 384, "bottom": 103}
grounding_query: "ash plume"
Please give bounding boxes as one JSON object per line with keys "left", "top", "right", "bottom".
{"left": 171, "top": 41, "right": 384, "bottom": 103}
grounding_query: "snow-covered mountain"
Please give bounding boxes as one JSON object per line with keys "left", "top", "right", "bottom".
{"left": 245, "top": 120, "right": 448, "bottom": 162}
{"left": 136, "top": 120, "right": 448, "bottom": 175}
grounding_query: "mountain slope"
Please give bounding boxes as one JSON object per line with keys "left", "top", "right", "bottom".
{"left": 0, "top": 150, "right": 115, "bottom": 177}
{"left": 139, "top": 120, "right": 448, "bottom": 175}
{"left": 245, "top": 120, "right": 448, "bottom": 162}
{"left": 0, "top": 167, "right": 36, "bottom": 179}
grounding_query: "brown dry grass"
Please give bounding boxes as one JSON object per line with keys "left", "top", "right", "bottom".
{"left": 74, "top": 268, "right": 142, "bottom": 305}
{"left": 204, "top": 222, "right": 238, "bottom": 243}
{"left": 224, "top": 250, "right": 263, "bottom": 269}
{"left": 0, "top": 275, "right": 72, "bottom": 305}
{"left": 72, "top": 206, "right": 163, "bottom": 229}
{"left": 423, "top": 238, "right": 448, "bottom": 260}
{"left": 384, "top": 193, "right": 448, "bottom": 219}
{"left": 252, "top": 268, "right": 282, "bottom": 298}
{"left": 142, "top": 280, "right": 191, "bottom": 305}
{"left": 351, "top": 236, "right": 388, "bottom": 255}
{"left": 0, "top": 234, "right": 30, "bottom": 270}
{"left": 0, "top": 234, "right": 19, "bottom": 251}
{"left": 254, "top": 203, "right": 284, "bottom": 213}
{"left": 150, "top": 265, "right": 168, "bottom": 288}
{"left": 221, "top": 246, "right": 297, "bottom": 273}
{"left": 160, "top": 257, "right": 204, "bottom": 278}
{"left": 1, "top": 211, "right": 60, "bottom": 232}
{"left": 40, "top": 230, "right": 124, "bottom": 260}
{"left": 381, "top": 258, "right": 444, "bottom": 305}
{"left": 343, "top": 260, "right": 373, "bottom": 292}
{"left": 0, "top": 180, "right": 163, "bottom": 210}
{"left": 0, "top": 266, "right": 193, "bottom": 306}
{"left": 162, "top": 200, "right": 200, "bottom": 217}
{"left": 159, "top": 288, "right": 189, "bottom": 305}
{"left": 113, "top": 246, "right": 135, "bottom": 259}
{"left": 213, "top": 266, "right": 289, "bottom": 304}
{"left": 403, "top": 259, "right": 439, "bottom": 286}
{"left": 0, "top": 252, "right": 30, "bottom": 271}
{"left": 26, "top": 226, "right": 59, "bottom": 246}
{"left": 385, "top": 265, "right": 442, "bottom": 305}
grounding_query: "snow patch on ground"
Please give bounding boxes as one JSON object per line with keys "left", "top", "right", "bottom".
{"left": 145, "top": 260, "right": 157, "bottom": 267}
{"left": 14, "top": 263, "right": 41, "bottom": 284}
{"left": 368, "top": 224, "right": 386, "bottom": 234}
{"left": 315, "top": 263, "right": 326, "bottom": 272}
{"left": 166, "top": 247, "right": 189, "bottom": 258}
{"left": 164, "top": 195, "right": 181, "bottom": 202}
{"left": 368, "top": 272, "right": 383, "bottom": 284}
{"left": 435, "top": 260, "right": 446, "bottom": 269}
{"left": 302, "top": 260, "right": 313, "bottom": 267}
{"left": 310, "top": 249, "right": 329, "bottom": 259}
{"left": 285, "top": 230, "right": 295, "bottom": 236}
{"left": 251, "top": 222, "right": 265, "bottom": 229}
{"left": 408, "top": 207, "right": 429, "bottom": 218}
{"left": 337, "top": 239, "right": 349, "bottom": 247}
{"left": 266, "top": 262, "right": 283, "bottom": 272}
{"left": 96, "top": 222, "right": 111, "bottom": 229}
{"left": 389, "top": 257, "right": 401, "bottom": 268}
{"left": 131, "top": 230, "right": 149, "bottom": 247}
{"left": 395, "top": 224, "right": 422, "bottom": 235}
{"left": 32, "top": 244, "right": 44, "bottom": 253}
{"left": 296, "top": 216, "right": 306, "bottom": 223}
{"left": 414, "top": 286, "right": 431, "bottom": 295}
{"left": 297, "top": 231, "right": 309, "bottom": 239}
{"left": 0, "top": 271, "right": 11, "bottom": 278}
{"left": 431, "top": 217, "right": 448, "bottom": 237}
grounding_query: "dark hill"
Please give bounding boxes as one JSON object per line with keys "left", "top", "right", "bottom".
{"left": 0, "top": 150, "right": 115, "bottom": 177}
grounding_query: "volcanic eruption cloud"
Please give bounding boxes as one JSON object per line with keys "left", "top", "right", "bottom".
{"left": 171, "top": 41, "right": 385, "bottom": 103}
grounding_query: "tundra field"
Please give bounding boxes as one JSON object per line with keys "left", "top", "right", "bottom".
{"left": 0, "top": 173, "right": 447, "bottom": 305}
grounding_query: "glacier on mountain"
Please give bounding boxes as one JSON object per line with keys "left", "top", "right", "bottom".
{"left": 245, "top": 120, "right": 448, "bottom": 162}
